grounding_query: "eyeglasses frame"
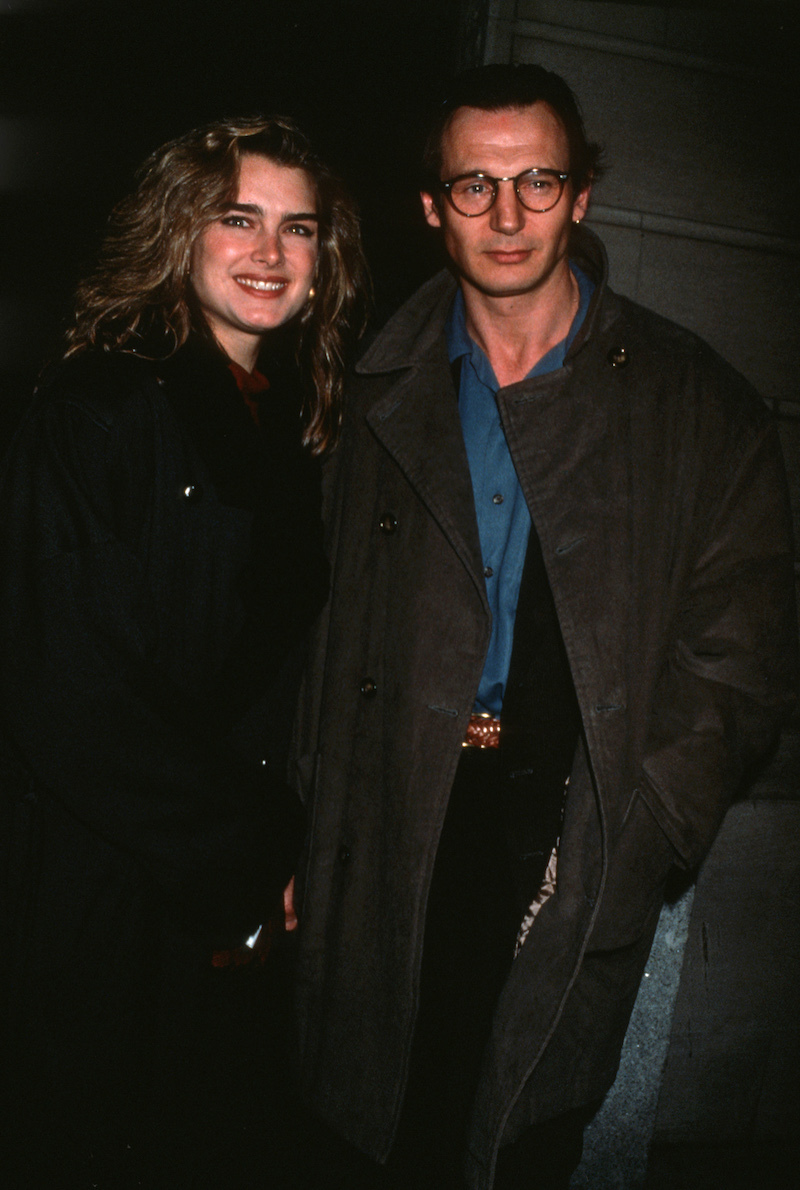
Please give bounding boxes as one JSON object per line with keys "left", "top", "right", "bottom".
{"left": 438, "top": 168, "right": 571, "bottom": 217}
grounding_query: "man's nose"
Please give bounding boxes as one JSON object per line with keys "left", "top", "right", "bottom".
{"left": 489, "top": 179, "right": 525, "bottom": 235}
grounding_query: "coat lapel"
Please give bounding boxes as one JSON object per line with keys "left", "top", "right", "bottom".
{"left": 497, "top": 334, "right": 630, "bottom": 749}
{"left": 359, "top": 275, "right": 487, "bottom": 605}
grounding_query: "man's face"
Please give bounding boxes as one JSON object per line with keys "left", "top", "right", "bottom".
{"left": 421, "top": 103, "right": 590, "bottom": 302}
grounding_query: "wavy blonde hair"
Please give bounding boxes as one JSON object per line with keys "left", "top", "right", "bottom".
{"left": 65, "top": 116, "right": 369, "bottom": 453}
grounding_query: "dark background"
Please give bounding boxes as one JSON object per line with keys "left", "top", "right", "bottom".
{"left": 3, "top": 0, "right": 798, "bottom": 402}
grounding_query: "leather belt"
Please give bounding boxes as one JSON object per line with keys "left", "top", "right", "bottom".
{"left": 462, "top": 712, "right": 501, "bottom": 749}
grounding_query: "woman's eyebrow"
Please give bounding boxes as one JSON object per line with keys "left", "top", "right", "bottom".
{"left": 224, "top": 202, "right": 319, "bottom": 221}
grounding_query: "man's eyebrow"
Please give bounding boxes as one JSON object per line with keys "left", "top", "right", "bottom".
{"left": 224, "top": 202, "right": 319, "bottom": 221}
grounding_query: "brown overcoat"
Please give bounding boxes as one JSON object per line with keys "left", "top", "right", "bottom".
{"left": 292, "top": 230, "right": 797, "bottom": 1188}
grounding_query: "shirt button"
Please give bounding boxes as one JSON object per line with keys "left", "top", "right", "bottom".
{"left": 181, "top": 484, "right": 203, "bottom": 502}
{"left": 492, "top": 493, "right": 504, "bottom": 505}
{"left": 607, "top": 345, "right": 629, "bottom": 368}
{"left": 360, "top": 678, "right": 377, "bottom": 697}
{"left": 484, "top": 566, "right": 494, "bottom": 578}
{"left": 379, "top": 513, "right": 398, "bottom": 533}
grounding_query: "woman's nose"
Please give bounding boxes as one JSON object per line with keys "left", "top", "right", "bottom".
{"left": 253, "top": 228, "right": 283, "bottom": 264}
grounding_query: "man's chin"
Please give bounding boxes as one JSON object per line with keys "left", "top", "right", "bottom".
{"left": 461, "top": 271, "right": 544, "bottom": 300}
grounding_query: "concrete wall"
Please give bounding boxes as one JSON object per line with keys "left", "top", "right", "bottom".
{"left": 477, "top": 3, "right": 800, "bottom": 1184}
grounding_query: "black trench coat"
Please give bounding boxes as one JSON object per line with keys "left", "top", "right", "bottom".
{"left": 291, "top": 229, "right": 797, "bottom": 1189}
{"left": 0, "top": 337, "right": 328, "bottom": 1181}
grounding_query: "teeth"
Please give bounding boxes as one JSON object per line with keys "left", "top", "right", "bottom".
{"left": 237, "top": 278, "right": 286, "bottom": 291}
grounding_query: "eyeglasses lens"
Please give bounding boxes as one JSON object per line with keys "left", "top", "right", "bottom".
{"left": 447, "top": 170, "right": 565, "bottom": 215}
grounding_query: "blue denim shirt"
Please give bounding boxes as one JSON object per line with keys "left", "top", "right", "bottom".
{"left": 447, "top": 265, "right": 594, "bottom": 714}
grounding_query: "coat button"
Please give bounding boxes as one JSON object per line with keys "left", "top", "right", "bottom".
{"left": 360, "top": 677, "right": 377, "bottom": 697}
{"left": 607, "top": 345, "right": 629, "bottom": 368}
{"left": 338, "top": 844, "right": 351, "bottom": 864}
{"left": 379, "top": 513, "right": 397, "bottom": 533}
{"left": 181, "top": 484, "right": 203, "bottom": 502}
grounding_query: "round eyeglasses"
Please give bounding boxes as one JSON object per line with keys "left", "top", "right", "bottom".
{"left": 440, "top": 168, "right": 570, "bottom": 217}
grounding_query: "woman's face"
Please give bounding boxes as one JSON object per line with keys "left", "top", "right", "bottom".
{"left": 190, "top": 153, "right": 319, "bottom": 370}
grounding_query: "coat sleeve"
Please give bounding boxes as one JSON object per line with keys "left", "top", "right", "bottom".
{"left": 0, "top": 381, "right": 303, "bottom": 944}
{"left": 639, "top": 407, "right": 797, "bottom": 870}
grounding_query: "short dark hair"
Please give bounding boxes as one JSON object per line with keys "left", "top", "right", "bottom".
{"left": 422, "top": 63, "right": 603, "bottom": 194}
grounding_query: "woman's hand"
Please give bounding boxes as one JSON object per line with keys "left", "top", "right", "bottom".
{"left": 211, "top": 876, "right": 296, "bottom": 968}
{"left": 283, "top": 875, "right": 298, "bottom": 932}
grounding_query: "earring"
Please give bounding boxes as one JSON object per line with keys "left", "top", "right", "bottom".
{"left": 307, "top": 286, "right": 316, "bottom": 299}
{"left": 572, "top": 218, "right": 582, "bottom": 225}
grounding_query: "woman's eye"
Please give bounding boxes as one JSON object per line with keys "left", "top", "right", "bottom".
{"left": 286, "top": 223, "right": 316, "bottom": 237}
{"left": 221, "top": 215, "right": 251, "bottom": 228}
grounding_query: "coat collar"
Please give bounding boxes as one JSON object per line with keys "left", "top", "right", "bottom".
{"left": 356, "top": 270, "right": 457, "bottom": 376}
{"left": 356, "top": 225, "right": 613, "bottom": 378}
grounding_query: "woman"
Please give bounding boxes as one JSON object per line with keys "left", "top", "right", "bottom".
{"left": 0, "top": 116, "right": 367, "bottom": 1187}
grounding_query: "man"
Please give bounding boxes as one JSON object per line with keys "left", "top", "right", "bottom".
{"left": 291, "top": 65, "right": 797, "bottom": 1190}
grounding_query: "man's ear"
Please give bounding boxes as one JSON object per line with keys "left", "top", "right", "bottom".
{"left": 421, "top": 190, "right": 443, "bottom": 229}
{"left": 571, "top": 181, "right": 591, "bottom": 223}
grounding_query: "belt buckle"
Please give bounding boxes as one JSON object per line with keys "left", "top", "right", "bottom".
{"left": 463, "top": 712, "right": 501, "bottom": 749}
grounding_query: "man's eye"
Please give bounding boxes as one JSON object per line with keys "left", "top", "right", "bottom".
{"left": 454, "top": 178, "right": 489, "bottom": 196}
{"left": 520, "top": 175, "right": 556, "bottom": 193}
{"left": 221, "top": 215, "right": 251, "bottom": 228}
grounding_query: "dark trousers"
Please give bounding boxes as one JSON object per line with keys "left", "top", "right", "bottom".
{"left": 301, "top": 748, "right": 586, "bottom": 1190}
{"left": 392, "top": 747, "right": 586, "bottom": 1189}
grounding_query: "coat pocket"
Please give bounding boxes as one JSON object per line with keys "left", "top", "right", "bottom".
{"left": 586, "top": 783, "right": 679, "bottom": 951}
